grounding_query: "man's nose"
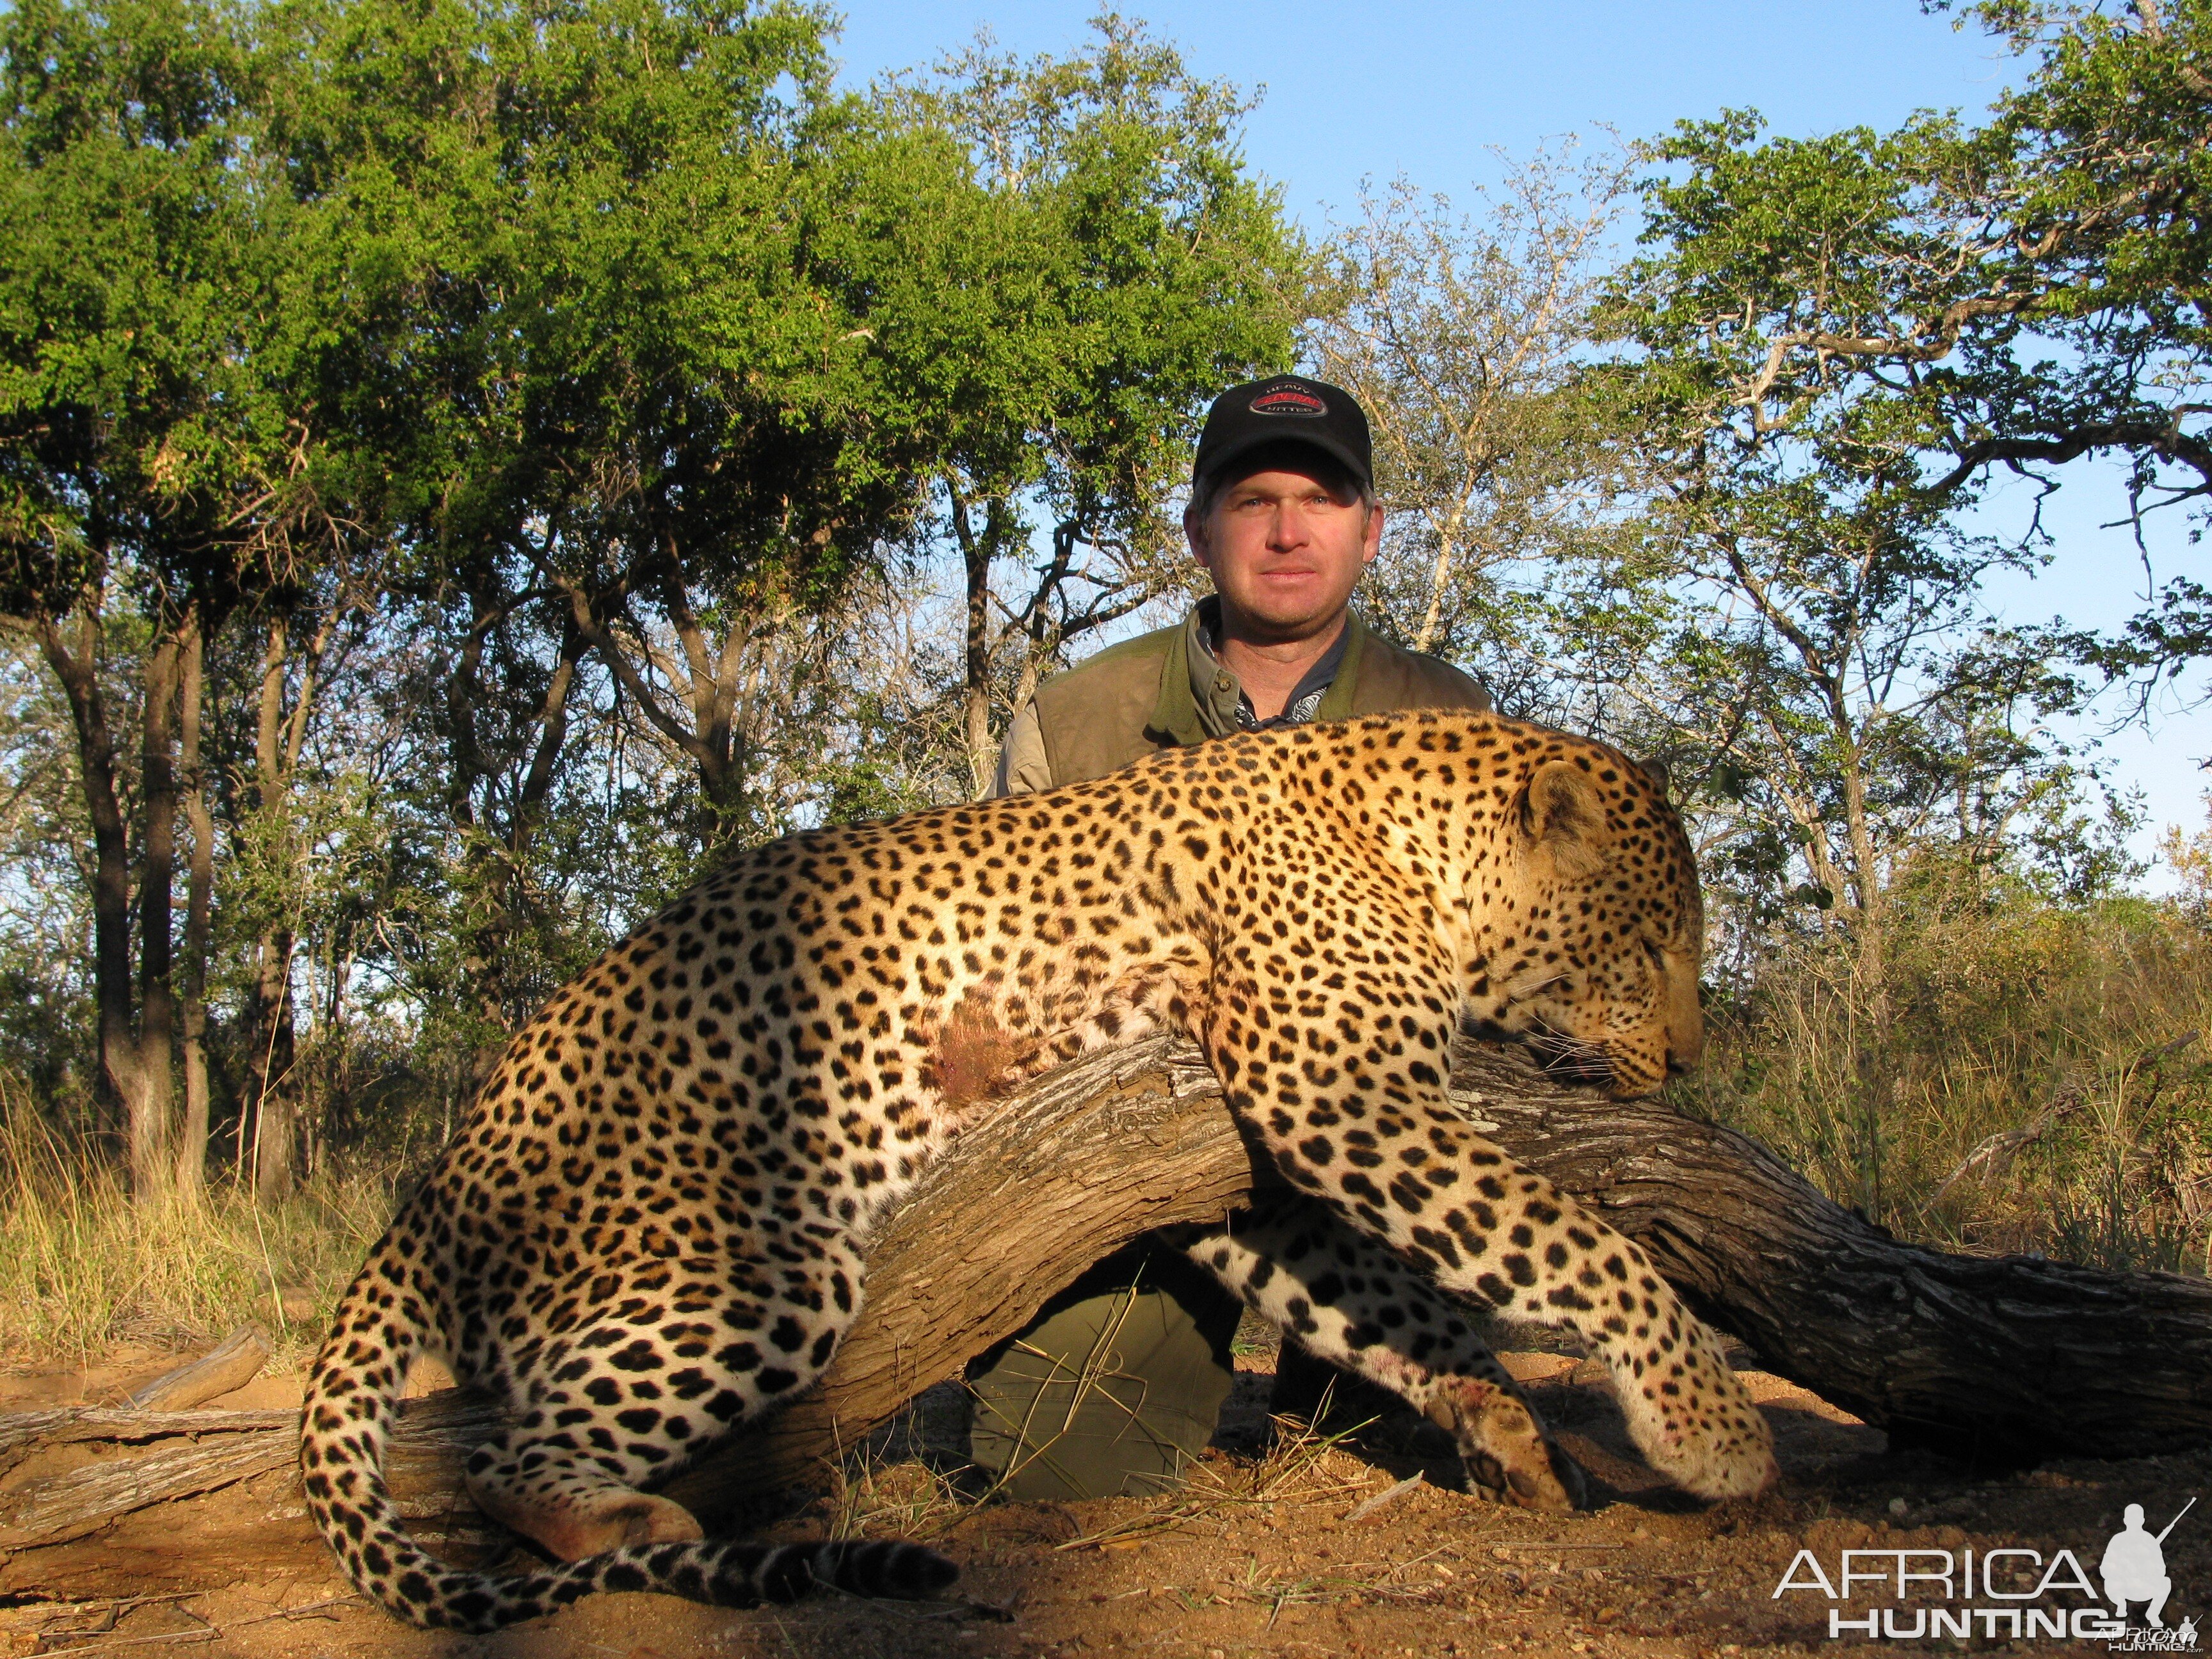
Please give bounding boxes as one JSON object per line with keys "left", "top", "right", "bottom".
{"left": 1267, "top": 503, "right": 1310, "bottom": 548}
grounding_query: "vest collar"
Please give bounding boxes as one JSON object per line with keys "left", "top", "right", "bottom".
{"left": 1151, "top": 604, "right": 1374, "bottom": 744}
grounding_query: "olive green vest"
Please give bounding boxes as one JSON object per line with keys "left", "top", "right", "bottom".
{"left": 1030, "top": 611, "right": 1492, "bottom": 787}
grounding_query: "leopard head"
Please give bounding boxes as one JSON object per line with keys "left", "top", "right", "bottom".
{"left": 1475, "top": 746, "right": 1704, "bottom": 1099}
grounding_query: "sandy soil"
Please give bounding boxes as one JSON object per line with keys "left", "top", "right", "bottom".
{"left": 1, "top": 1327, "right": 2206, "bottom": 1659}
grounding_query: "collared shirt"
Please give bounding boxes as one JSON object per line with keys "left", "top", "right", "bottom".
{"left": 1186, "top": 596, "right": 1351, "bottom": 737}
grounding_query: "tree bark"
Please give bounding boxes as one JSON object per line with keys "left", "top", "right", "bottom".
{"left": 129, "top": 1324, "right": 270, "bottom": 1411}
{"left": 1450, "top": 1044, "right": 2212, "bottom": 1463}
{"left": 6, "top": 1034, "right": 2209, "bottom": 1549}
{"left": 949, "top": 481, "right": 1001, "bottom": 799}
{"left": 31, "top": 598, "right": 200, "bottom": 1196}
{"left": 35, "top": 606, "right": 140, "bottom": 1155}
{"left": 176, "top": 609, "right": 215, "bottom": 1199}
{"left": 444, "top": 593, "right": 586, "bottom": 1037}
{"left": 244, "top": 616, "right": 302, "bottom": 1201}
{"left": 131, "top": 625, "right": 182, "bottom": 1199}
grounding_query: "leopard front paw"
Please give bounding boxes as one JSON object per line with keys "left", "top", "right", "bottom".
{"left": 1627, "top": 1349, "right": 1778, "bottom": 1502}
{"left": 1425, "top": 1376, "right": 1589, "bottom": 1512}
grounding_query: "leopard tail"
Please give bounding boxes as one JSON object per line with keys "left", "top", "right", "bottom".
{"left": 299, "top": 1237, "right": 955, "bottom": 1631}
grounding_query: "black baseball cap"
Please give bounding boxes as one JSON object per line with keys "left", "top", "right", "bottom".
{"left": 1192, "top": 374, "right": 1372, "bottom": 494}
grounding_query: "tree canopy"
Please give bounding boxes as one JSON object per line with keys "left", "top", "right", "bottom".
{"left": 0, "top": 0, "right": 1304, "bottom": 1194}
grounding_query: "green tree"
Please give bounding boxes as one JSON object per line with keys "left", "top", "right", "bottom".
{"left": 1609, "top": 1, "right": 2212, "bottom": 669}
{"left": 1567, "top": 6, "right": 2212, "bottom": 1210}
{"left": 257, "top": 0, "right": 946, "bottom": 913}
{"left": 469, "top": 0, "right": 933, "bottom": 849}
{"left": 878, "top": 17, "right": 1302, "bottom": 794}
{"left": 0, "top": 0, "right": 268, "bottom": 1196}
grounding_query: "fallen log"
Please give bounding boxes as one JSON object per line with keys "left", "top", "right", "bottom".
{"left": 1463, "top": 1046, "right": 2212, "bottom": 1463}
{"left": 0, "top": 1394, "right": 509, "bottom": 1551}
{"left": 662, "top": 1030, "right": 2212, "bottom": 1504}
{"left": 128, "top": 1325, "right": 270, "bottom": 1412}
{"left": 4, "top": 1032, "right": 2209, "bottom": 1552}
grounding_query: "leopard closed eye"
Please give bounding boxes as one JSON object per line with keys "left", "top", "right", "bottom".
{"left": 300, "top": 708, "right": 1777, "bottom": 1631}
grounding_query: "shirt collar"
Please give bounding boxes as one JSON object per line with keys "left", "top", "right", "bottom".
{"left": 1190, "top": 597, "right": 1352, "bottom": 734}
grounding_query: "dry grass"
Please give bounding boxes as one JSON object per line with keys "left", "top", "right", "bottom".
{"left": 826, "top": 1452, "right": 977, "bottom": 1545}
{"left": 1678, "top": 890, "right": 2212, "bottom": 1272}
{"left": 818, "top": 1368, "right": 1397, "bottom": 1565}
{"left": 1054, "top": 1397, "right": 1384, "bottom": 1554}
{"left": 0, "top": 1077, "right": 402, "bottom": 1368}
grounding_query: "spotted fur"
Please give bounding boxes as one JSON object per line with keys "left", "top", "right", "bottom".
{"left": 302, "top": 710, "right": 1776, "bottom": 1630}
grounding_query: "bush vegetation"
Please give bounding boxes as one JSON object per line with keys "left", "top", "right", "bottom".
{"left": 0, "top": 1068, "right": 399, "bottom": 1360}
{"left": 1680, "top": 869, "right": 2212, "bottom": 1275}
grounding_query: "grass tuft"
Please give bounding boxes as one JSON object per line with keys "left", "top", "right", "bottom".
{"left": 0, "top": 1073, "right": 402, "bottom": 1367}
{"left": 1678, "top": 891, "right": 2212, "bottom": 1270}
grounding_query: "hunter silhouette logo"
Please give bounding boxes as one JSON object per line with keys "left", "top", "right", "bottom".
{"left": 2103, "top": 1498, "right": 2195, "bottom": 1647}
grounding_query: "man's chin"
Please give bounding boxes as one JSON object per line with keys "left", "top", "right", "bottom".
{"left": 1230, "top": 598, "right": 1345, "bottom": 641}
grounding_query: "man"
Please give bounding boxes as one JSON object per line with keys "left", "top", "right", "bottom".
{"left": 993, "top": 374, "right": 1488, "bottom": 794}
{"left": 967, "top": 374, "right": 1493, "bottom": 1501}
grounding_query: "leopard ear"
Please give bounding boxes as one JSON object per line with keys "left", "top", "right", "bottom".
{"left": 1635, "top": 755, "right": 1671, "bottom": 794}
{"left": 1518, "top": 760, "right": 1608, "bottom": 881}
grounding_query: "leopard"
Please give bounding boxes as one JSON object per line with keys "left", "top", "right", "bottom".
{"left": 301, "top": 708, "right": 1777, "bottom": 1631}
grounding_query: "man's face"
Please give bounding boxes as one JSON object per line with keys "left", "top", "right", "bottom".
{"left": 1185, "top": 461, "right": 1382, "bottom": 643}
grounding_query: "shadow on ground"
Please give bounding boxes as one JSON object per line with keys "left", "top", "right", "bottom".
{"left": 2, "top": 1327, "right": 2206, "bottom": 1658}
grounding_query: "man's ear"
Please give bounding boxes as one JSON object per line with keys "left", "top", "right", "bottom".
{"left": 1518, "top": 760, "right": 1608, "bottom": 881}
{"left": 1183, "top": 500, "right": 1215, "bottom": 572}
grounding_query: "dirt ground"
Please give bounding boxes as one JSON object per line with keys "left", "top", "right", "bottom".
{"left": 2, "top": 1324, "right": 2206, "bottom": 1659}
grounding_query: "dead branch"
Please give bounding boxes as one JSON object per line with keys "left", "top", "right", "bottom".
{"left": 128, "top": 1327, "right": 270, "bottom": 1413}
{"left": 1925, "top": 1031, "right": 2200, "bottom": 1208}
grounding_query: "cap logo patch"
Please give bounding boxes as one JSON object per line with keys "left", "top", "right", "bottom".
{"left": 1249, "top": 385, "right": 1327, "bottom": 417}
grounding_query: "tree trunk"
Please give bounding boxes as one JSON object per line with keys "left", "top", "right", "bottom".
{"left": 131, "top": 627, "right": 182, "bottom": 1199}
{"left": 8, "top": 1034, "right": 2209, "bottom": 1549}
{"left": 35, "top": 607, "right": 140, "bottom": 1157}
{"left": 244, "top": 616, "right": 304, "bottom": 1201}
{"left": 444, "top": 598, "right": 586, "bottom": 1036}
{"left": 550, "top": 552, "right": 783, "bottom": 854}
{"left": 176, "top": 610, "right": 215, "bottom": 1199}
{"left": 33, "top": 598, "right": 194, "bottom": 1195}
{"left": 244, "top": 933, "right": 298, "bottom": 1201}
{"left": 442, "top": 582, "right": 502, "bottom": 1032}
{"left": 950, "top": 483, "right": 1000, "bottom": 799}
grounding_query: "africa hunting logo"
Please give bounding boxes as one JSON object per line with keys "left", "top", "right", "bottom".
{"left": 1770, "top": 1496, "right": 2197, "bottom": 1646}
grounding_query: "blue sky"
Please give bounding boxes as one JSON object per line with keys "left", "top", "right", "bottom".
{"left": 828, "top": 2, "right": 2026, "bottom": 222}
{"left": 828, "top": 3, "right": 2211, "bottom": 873}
